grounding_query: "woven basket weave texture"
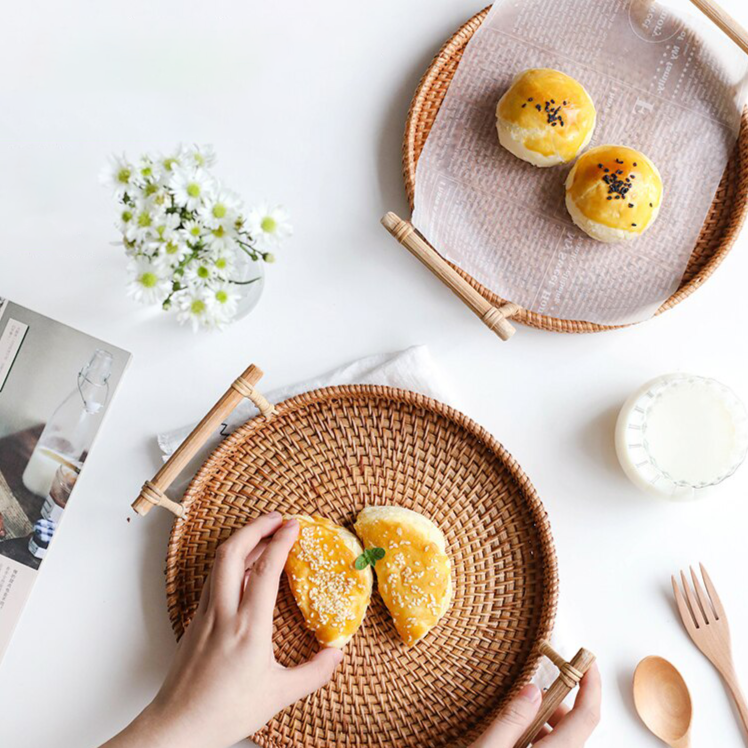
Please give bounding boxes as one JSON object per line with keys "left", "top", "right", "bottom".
{"left": 166, "top": 385, "right": 558, "bottom": 748}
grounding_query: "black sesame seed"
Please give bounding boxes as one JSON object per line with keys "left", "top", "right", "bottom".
{"left": 607, "top": 196, "right": 612, "bottom": 200}
{"left": 633, "top": 162, "right": 637, "bottom": 166}
{"left": 563, "top": 100, "right": 568, "bottom": 105}
{"left": 649, "top": 202, "right": 653, "bottom": 207}
{"left": 632, "top": 223, "right": 637, "bottom": 227}
{"left": 522, "top": 103, "right": 526, "bottom": 107}
{"left": 628, "top": 203, "right": 634, "bottom": 208}
{"left": 598, "top": 163, "right": 603, "bottom": 168}
{"left": 528, "top": 97, "right": 533, "bottom": 101}
{"left": 536, "top": 104, "right": 541, "bottom": 111}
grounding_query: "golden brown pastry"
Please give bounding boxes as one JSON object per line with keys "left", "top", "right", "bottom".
{"left": 354, "top": 506, "right": 452, "bottom": 647}
{"left": 284, "top": 515, "right": 373, "bottom": 648}
{"left": 496, "top": 68, "right": 596, "bottom": 166}
{"left": 565, "top": 144, "right": 663, "bottom": 242}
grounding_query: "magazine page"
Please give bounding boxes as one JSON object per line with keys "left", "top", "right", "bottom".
{"left": 0, "top": 299, "right": 131, "bottom": 662}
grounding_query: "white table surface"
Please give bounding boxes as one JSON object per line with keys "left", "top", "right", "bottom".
{"left": 2, "top": 0, "right": 748, "bottom": 745}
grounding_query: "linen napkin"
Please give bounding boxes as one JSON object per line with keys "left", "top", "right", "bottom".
{"left": 157, "top": 346, "right": 456, "bottom": 462}
{"left": 156, "top": 345, "right": 562, "bottom": 690}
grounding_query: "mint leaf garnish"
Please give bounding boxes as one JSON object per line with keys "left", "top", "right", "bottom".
{"left": 354, "top": 547, "right": 386, "bottom": 570}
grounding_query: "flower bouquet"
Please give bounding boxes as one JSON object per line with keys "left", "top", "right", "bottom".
{"left": 102, "top": 144, "right": 292, "bottom": 330}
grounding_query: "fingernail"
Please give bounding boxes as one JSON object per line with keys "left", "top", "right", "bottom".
{"left": 329, "top": 648, "right": 344, "bottom": 664}
{"left": 267, "top": 511, "right": 281, "bottom": 518}
{"left": 519, "top": 684, "right": 541, "bottom": 703}
{"left": 284, "top": 518, "right": 298, "bottom": 529}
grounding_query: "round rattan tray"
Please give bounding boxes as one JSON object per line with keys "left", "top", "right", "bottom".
{"left": 165, "top": 384, "right": 558, "bottom": 748}
{"left": 403, "top": 6, "right": 748, "bottom": 333}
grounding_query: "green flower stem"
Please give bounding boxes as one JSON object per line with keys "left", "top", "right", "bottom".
{"left": 230, "top": 277, "right": 261, "bottom": 286}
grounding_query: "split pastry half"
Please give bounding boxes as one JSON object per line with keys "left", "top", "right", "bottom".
{"left": 284, "top": 514, "right": 373, "bottom": 648}
{"left": 354, "top": 506, "right": 452, "bottom": 647}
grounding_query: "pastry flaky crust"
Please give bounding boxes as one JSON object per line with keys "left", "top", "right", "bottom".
{"left": 355, "top": 506, "right": 453, "bottom": 647}
{"left": 284, "top": 515, "right": 373, "bottom": 648}
{"left": 496, "top": 68, "right": 597, "bottom": 166}
{"left": 565, "top": 144, "right": 663, "bottom": 242}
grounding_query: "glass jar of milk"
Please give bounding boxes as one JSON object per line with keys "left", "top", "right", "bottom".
{"left": 616, "top": 374, "right": 748, "bottom": 500}
{"left": 22, "top": 349, "right": 112, "bottom": 497}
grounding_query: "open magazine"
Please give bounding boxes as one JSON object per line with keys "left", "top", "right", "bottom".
{"left": 0, "top": 299, "right": 130, "bottom": 663}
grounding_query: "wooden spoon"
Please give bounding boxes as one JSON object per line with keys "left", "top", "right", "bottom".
{"left": 633, "top": 656, "right": 693, "bottom": 747}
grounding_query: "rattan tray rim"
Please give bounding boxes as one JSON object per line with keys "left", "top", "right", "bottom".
{"left": 402, "top": 5, "right": 748, "bottom": 334}
{"left": 165, "top": 382, "right": 560, "bottom": 748}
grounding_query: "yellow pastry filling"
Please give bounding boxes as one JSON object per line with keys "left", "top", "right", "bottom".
{"left": 356, "top": 517, "right": 451, "bottom": 647}
{"left": 567, "top": 145, "right": 663, "bottom": 233}
{"left": 497, "top": 68, "right": 596, "bottom": 161}
{"left": 284, "top": 516, "right": 370, "bottom": 646}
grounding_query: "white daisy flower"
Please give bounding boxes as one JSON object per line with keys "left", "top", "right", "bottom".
{"left": 126, "top": 199, "right": 165, "bottom": 243}
{"left": 199, "top": 185, "right": 242, "bottom": 229}
{"left": 209, "top": 282, "right": 241, "bottom": 324}
{"left": 183, "top": 143, "right": 217, "bottom": 170}
{"left": 175, "top": 287, "right": 217, "bottom": 331}
{"left": 204, "top": 222, "right": 237, "bottom": 252}
{"left": 170, "top": 167, "right": 213, "bottom": 211}
{"left": 116, "top": 204, "right": 136, "bottom": 234}
{"left": 210, "top": 249, "right": 235, "bottom": 279}
{"left": 246, "top": 203, "right": 293, "bottom": 248}
{"left": 183, "top": 258, "right": 217, "bottom": 286}
{"left": 152, "top": 212, "right": 181, "bottom": 243}
{"left": 100, "top": 154, "right": 137, "bottom": 198}
{"left": 126, "top": 258, "right": 170, "bottom": 305}
{"left": 141, "top": 183, "right": 173, "bottom": 211}
{"left": 181, "top": 220, "right": 206, "bottom": 245}
{"left": 152, "top": 237, "right": 191, "bottom": 271}
{"left": 158, "top": 146, "right": 184, "bottom": 178}
{"left": 137, "top": 154, "right": 163, "bottom": 185}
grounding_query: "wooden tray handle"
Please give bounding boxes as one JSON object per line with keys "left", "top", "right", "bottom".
{"left": 689, "top": 0, "right": 748, "bottom": 55}
{"left": 513, "top": 641, "right": 596, "bottom": 748}
{"left": 131, "top": 363, "right": 276, "bottom": 518}
{"left": 381, "top": 212, "right": 520, "bottom": 341}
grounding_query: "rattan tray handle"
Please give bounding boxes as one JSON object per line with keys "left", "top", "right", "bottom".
{"left": 131, "top": 363, "right": 276, "bottom": 518}
{"left": 513, "top": 642, "right": 596, "bottom": 748}
{"left": 381, "top": 212, "right": 520, "bottom": 341}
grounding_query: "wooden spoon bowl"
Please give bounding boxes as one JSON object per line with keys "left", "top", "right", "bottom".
{"left": 633, "top": 656, "right": 693, "bottom": 747}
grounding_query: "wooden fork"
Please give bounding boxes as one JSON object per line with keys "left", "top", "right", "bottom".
{"left": 672, "top": 564, "right": 748, "bottom": 738}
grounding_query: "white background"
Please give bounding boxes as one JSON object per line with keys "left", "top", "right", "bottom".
{"left": 1, "top": 0, "right": 747, "bottom": 745}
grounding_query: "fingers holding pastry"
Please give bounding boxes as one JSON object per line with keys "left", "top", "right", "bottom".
{"left": 209, "top": 512, "right": 284, "bottom": 620}
{"left": 241, "top": 518, "right": 300, "bottom": 631}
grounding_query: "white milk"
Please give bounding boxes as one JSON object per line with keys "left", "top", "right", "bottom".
{"left": 22, "top": 447, "right": 71, "bottom": 498}
{"left": 616, "top": 375, "right": 748, "bottom": 500}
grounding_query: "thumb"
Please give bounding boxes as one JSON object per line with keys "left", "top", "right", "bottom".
{"left": 283, "top": 647, "right": 344, "bottom": 703}
{"left": 473, "top": 685, "right": 542, "bottom": 747}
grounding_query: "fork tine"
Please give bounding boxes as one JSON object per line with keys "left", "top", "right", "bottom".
{"left": 672, "top": 574, "right": 699, "bottom": 633}
{"left": 690, "top": 566, "right": 713, "bottom": 624}
{"left": 680, "top": 569, "right": 704, "bottom": 628}
{"left": 700, "top": 563, "right": 724, "bottom": 621}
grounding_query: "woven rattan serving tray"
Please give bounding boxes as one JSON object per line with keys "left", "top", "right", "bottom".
{"left": 135, "top": 366, "right": 559, "bottom": 748}
{"left": 400, "top": 6, "right": 748, "bottom": 334}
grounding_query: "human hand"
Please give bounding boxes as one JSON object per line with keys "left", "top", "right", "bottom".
{"left": 470, "top": 664, "right": 601, "bottom": 747}
{"left": 103, "top": 512, "right": 343, "bottom": 748}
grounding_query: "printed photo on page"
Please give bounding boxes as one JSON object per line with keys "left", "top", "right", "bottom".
{"left": 0, "top": 299, "right": 131, "bottom": 662}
